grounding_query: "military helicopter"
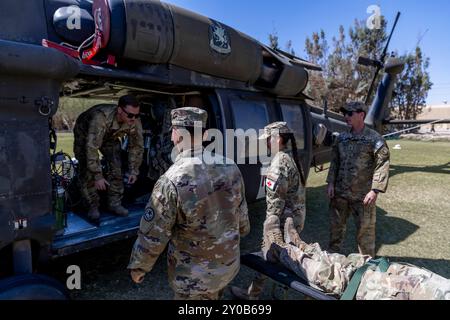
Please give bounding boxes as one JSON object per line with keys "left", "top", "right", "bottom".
{"left": 1, "top": 0, "right": 435, "bottom": 299}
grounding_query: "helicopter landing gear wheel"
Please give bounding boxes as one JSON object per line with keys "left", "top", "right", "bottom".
{"left": 0, "top": 274, "right": 69, "bottom": 300}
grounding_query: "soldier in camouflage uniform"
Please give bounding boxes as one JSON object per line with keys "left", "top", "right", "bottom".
{"left": 326, "top": 101, "right": 390, "bottom": 257}
{"left": 271, "top": 218, "right": 450, "bottom": 300}
{"left": 128, "top": 107, "right": 250, "bottom": 300}
{"left": 231, "top": 122, "right": 306, "bottom": 300}
{"left": 73, "top": 95, "right": 144, "bottom": 222}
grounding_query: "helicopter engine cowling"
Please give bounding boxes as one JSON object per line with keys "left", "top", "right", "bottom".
{"left": 113, "top": 0, "right": 263, "bottom": 84}
{"left": 45, "top": 0, "right": 309, "bottom": 96}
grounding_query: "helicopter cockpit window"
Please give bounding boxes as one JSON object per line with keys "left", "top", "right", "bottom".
{"left": 280, "top": 103, "right": 306, "bottom": 150}
{"left": 230, "top": 100, "right": 269, "bottom": 160}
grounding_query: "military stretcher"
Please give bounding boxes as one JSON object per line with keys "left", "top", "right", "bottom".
{"left": 241, "top": 252, "right": 337, "bottom": 300}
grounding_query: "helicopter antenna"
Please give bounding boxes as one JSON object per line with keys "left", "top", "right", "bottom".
{"left": 416, "top": 28, "right": 429, "bottom": 47}
{"left": 363, "top": 11, "right": 401, "bottom": 105}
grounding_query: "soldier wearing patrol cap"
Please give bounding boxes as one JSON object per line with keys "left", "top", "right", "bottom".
{"left": 326, "top": 101, "right": 390, "bottom": 257}
{"left": 231, "top": 121, "right": 306, "bottom": 300}
{"left": 128, "top": 107, "right": 250, "bottom": 300}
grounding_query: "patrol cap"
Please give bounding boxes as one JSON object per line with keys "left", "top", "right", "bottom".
{"left": 258, "top": 121, "right": 292, "bottom": 139}
{"left": 340, "top": 101, "right": 368, "bottom": 114}
{"left": 171, "top": 107, "right": 207, "bottom": 128}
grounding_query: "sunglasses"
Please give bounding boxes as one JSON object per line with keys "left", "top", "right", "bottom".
{"left": 121, "top": 107, "right": 140, "bottom": 119}
{"left": 343, "top": 110, "right": 363, "bottom": 117}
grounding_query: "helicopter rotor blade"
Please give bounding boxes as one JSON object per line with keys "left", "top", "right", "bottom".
{"left": 381, "top": 12, "right": 401, "bottom": 61}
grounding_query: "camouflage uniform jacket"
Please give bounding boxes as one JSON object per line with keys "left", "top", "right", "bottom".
{"left": 128, "top": 146, "right": 250, "bottom": 295}
{"left": 326, "top": 126, "right": 390, "bottom": 201}
{"left": 278, "top": 240, "right": 450, "bottom": 299}
{"left": 265, "top": 150, "right": 306, "bottom": 233}
{"left": 73, "top": 104, "right": 144, "bottom": 180}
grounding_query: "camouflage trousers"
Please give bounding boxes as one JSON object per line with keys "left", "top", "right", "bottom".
{"left": 74, "top": 142, "right": 124, "bottom": 208}
{"left": 276, "top": 241, "right": 450, "bottom": 300}
{"left": 173, "top": 289, "right": 224, "bottom": 300}
{"left": 329, "top": 197, "right": 376, "bottom": 257}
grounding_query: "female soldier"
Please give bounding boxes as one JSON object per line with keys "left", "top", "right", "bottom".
{"left": 230, "top": 121, "right": 306, "bottom": 300}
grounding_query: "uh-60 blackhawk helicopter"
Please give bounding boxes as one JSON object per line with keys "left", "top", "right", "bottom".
{"left": 1, "top": 0, "right": 436, "bottom": 299}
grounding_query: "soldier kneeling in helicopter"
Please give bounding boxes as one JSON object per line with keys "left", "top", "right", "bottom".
{"left": 73, "top": 95, "right": 144, "bottom": 223}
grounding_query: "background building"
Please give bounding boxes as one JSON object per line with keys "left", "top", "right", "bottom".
{"left": 418, "top": 104, "right": 450, "bottom": 133}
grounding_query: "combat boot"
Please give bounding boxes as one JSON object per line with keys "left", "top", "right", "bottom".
{"left": 108, "top": 205, "right": 129, "bottom": 217}
{"left": 87, "top": 206, "right": 100, "bottom": 225}
{"left": 284, "top": 217, "right": 306, "bottom": 249}
{"left": 262, "top": 215, "right": 285, "bottom": 262}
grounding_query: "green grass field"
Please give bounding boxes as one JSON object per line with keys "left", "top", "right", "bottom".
{"left": 56, "top": 133, "right": 450, "bottom": 277}
{"left": 55, "top": 132, "right": 75, "bottom": 157}
{"left": 303, "top": 139, "right": 450, "bottom": 277}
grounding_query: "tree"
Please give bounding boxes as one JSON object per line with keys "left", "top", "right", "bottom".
{"left": 347, "top": 17, "right": 388, "bottom": 105}
{"left": 392, "top": 46, "right": 432, "bottom": 120}
{"left": 325, "top": 25, "right": 355, "bottom": 110}
{"left": 268, "top": 30, "right": 279, "bottom": 50}
{"left": 268, "top": 15, "right": 432, "bottom": 119}
{"left": 285, "top": 40, "right": 295, "bottom": 56}
{"left": 305, "top": 29, "right": 328, "bottom": 69}
{"left": 312, "top": 19, "right": 388, "bottom": 111}
{"left": 304, "top": 30, "right": 329, "bottom": 105}
{"left": 53, "top": 98, "right": 113, "bottom": 130}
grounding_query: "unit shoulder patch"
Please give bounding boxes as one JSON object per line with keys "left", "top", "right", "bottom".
{"left": 144, "top": 207, "right": 155, "bottom": 222}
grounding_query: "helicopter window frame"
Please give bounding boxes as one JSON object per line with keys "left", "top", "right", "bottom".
{"left": 229, "top": 97, "right": 271, "bottom": 160}
{"left": 278, "top": 101, "right": 307, "bottom": 150}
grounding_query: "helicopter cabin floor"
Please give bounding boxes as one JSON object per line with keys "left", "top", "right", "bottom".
{"left": 51, "top": 197, "right": 148, "bottom": 259}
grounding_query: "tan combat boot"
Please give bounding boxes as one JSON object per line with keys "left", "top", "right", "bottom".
{"left": 108, "top": 205, "right": 129, "bottom": 217}
{"left": 284, "top": 217, "right": 307, "bottom": 249}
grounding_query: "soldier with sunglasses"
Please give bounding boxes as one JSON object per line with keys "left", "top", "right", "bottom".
{"left": 326, "top": 101, "right": 390, "bottom": 257}
{"left": 73, "top": 95, "right": 144, "bottom": 223}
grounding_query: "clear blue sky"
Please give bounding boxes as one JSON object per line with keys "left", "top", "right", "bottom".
{"left": 167, "top": 0, "right": 450, "bottom": 105}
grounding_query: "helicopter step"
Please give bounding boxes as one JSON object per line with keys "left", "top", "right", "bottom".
{"left": 51, "top": 204, "right": 145, "bottom": 258}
